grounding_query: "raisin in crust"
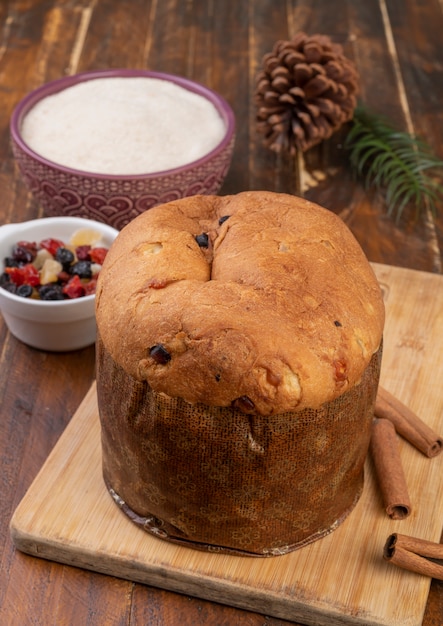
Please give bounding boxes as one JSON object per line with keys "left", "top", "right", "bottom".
{"left": 95, "top": 191, "right": 384, "bottom": 415}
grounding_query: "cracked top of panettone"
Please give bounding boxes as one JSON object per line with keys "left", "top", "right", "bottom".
{"left": 95, "top": 191, "right": 385, "bottom": 416}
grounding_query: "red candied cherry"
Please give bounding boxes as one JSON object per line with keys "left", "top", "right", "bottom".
{"left": 63, "top": 275, "right": 85, "bottom": 299}
{"left": 39, "top": 238, "right": 65, "bottom": 256}
{"left": 90, "top": 247, "right": 108, "bottom": 265}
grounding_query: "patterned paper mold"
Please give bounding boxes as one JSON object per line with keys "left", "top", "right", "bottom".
{"left": 97, "top": 336, "right": 383, "bottom": 557}
{"left": 10, "top": 69, "right": 235, "bottom": 230}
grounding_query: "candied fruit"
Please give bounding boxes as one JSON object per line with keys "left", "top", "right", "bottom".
{"left": 1, "top": 233, "right": 109, "bottom": 300}
{"left": 40, "top": 259, "right": 63, "bottom": 284}
{"left": 70, "top": 228, "right": 102, "bottom": 247}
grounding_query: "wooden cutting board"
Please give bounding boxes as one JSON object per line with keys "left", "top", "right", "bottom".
{"left": 10, "top": 263, "right": 443, "bottom": 626}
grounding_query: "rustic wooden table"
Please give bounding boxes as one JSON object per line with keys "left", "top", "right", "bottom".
{"left": 1, "top": 1, "right": 442, "bottom": 625}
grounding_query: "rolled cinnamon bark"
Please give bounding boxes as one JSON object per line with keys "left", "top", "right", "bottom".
{"left": 376, "top": 387, "right": 443, "bottom": 458}
{"left": 370, "top": 418, "right": 411, "bottom": 520}
{"left": 384, "top": 533, "right": 443, "bottom": 580}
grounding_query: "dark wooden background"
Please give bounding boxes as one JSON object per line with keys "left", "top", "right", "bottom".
{"left": 0, "top": 1, "right": 442, "bottom": 624}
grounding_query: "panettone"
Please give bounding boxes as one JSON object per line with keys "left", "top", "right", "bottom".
{"left": 95, "top": 191, "right": 385, "bottom": 556}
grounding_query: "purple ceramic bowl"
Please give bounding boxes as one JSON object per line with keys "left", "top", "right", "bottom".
{"left": 10, "top": 69, "right": 236, "bottom": 230}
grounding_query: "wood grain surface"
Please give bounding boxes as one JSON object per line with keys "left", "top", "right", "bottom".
{"left": 1, "top": 1, "right": 443, "bottom": 625}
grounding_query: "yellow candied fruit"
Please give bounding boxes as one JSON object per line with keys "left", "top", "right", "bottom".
{"left": 39, "top": 259, "right": 63, "bottom": 284}
{"left": 33, "top": 248, "right": 53, "bottom": 270}
{"left": 70, "top": 228, "right": 103, "bottom": 248}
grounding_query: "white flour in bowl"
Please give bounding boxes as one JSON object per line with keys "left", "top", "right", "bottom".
{"left": 20, "top": 77, "right": 227, "bottom": 175}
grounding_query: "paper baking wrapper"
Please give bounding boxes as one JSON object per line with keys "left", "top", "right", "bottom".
{"left": 96, "top": 335, "right": 382, "bottom": 556}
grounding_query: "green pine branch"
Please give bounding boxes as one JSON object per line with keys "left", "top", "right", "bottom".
{"left": 345, "top": 104, "right": 443, "bottom": 222}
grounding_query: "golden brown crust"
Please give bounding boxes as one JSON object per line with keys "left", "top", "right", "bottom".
{"left": 96, "top": 191, "right": 385, "bottom": 415}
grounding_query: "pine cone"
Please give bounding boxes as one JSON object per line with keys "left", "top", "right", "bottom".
{"left": 255, "top": 32, "right": 359, "bottom": 155}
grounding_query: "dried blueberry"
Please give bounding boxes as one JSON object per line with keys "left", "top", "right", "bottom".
{"left": 3, "top": 284, "right": 17, "bottom": 294}
{"left": 70, "top": 260, "right": 92, "bottom": 279}
{"left": 0, "top": 275, "right": 16, "bottom": 293}
{"left": 55, "top": 247, "right": 75, "bottom": 269}
{"left": 39, "top": 284, "right": 64, "bottom": 300}
{"left": 3, "top": 256, "right": 20, "bottom": 268}
{"left": 218, "top": 215, "right": 230, "bottom": 225}
{"left": 12, "top": 244, "right": 34, "bottom": 264}
{"left": 0, "top": 272, "right": 12, "bottom": 286}
{"left": 195, "top": 233, "right": 209, "bottom": 248}
{"left": 16, "top": 284, "right": 33, "bottom": 298}
{"left": 149, "top": 344, "right": 171, "bottom": 364}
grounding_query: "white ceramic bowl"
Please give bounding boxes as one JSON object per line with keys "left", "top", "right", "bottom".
{"left": 0, "top": 216, "right": 118, "bottom": 351}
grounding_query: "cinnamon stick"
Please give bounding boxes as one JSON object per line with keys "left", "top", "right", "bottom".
{"left": 376, "top": 386, "right": 443, "bottom": 458}
{"left": 370, "top": 417, "right": 411, "bottom": 520}
{"left": 383, "top": 533, "right": 443, "bottom": 581}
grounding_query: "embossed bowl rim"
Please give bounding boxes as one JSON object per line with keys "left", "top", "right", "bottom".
{"left": 10, "top": 69, "right": 236, "bottom": 179}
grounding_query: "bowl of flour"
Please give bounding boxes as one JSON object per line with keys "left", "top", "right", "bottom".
{"left": 10, "top": 69, "right": 235, "bottom": 230}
